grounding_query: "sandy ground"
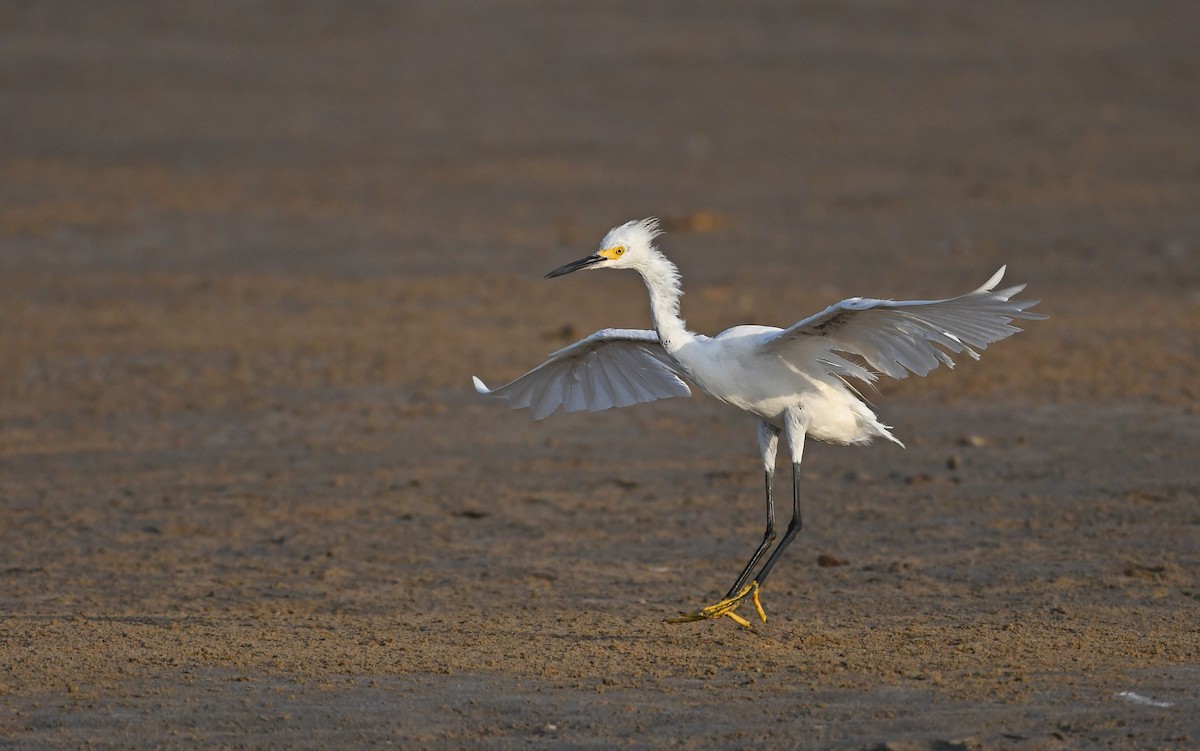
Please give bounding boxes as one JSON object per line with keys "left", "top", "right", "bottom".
{"left": 2, "top": 2, "right": 1199, "bottom": 748}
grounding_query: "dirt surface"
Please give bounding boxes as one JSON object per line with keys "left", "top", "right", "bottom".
{"left": 2, "top": 2, "right": 1199, "bottom": 749}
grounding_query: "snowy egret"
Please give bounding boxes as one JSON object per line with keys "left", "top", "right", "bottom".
{"left": 473, "top": 218, "right": 1045, "bottom": 627}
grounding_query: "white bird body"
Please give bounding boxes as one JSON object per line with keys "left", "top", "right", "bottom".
{"left": 669, "top": 325, "right": 896, "bottom": 445}
{"left": 473, "top": 218, "right": 1045, "bottom": 626}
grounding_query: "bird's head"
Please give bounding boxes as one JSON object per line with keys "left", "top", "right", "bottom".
{"left": 546, "top": 218, "right": 663, "bottom": 278}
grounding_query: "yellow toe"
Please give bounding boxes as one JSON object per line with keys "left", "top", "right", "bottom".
{"left": 664, "top": 581, "right": 766, "bottom": 627}
{"left": 751, "top": 584, "right": 767, "bottom": 622}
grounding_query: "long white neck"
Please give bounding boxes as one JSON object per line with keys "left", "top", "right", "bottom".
{"left": 636, "top": 251, "right": 691, "bottom": 352}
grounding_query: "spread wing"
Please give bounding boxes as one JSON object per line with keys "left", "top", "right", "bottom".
{"left": 473, "top": 328, "right": 692, "bottom": 419}
{"left": 765, "top": 266, "right": 1046, "bottom": 381}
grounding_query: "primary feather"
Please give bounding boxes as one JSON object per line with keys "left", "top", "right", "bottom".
{"left": 765, "top": 266, "right": 1044, "bottom": 381}
{"left": 472, "top": 328, "right": 691, "bottom": 420}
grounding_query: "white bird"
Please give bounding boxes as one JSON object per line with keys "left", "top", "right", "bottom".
{"left": 473, "top": 218, "right": 1045, "bottom": 627}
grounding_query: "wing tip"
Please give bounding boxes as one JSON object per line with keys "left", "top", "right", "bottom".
{"left": 979, "top": 265, "right": 1007, "bottom": 293}
{"left": 472, "top": 375, "right": 491, "bottom": 395}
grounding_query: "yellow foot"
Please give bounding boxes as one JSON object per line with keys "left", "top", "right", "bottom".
{"left": 665, "top": 581, "right": 768, "bottom": 628}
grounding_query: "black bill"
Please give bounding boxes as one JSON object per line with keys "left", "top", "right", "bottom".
{"left": 545, "top": 254, "right": 603, "bottom": 279}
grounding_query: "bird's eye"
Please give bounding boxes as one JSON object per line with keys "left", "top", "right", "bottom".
{"left": 614, "top": 246, "right": 625, "bottom": 256}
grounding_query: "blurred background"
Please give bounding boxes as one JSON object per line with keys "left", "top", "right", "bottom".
{"left": 3, "top": 1, "right": 1197, "bottom": 410}
{"left": 1, "top": 2, "right": 1198, "bottom": 747}
{"left": 4, "top": 1, "right": 1197, "bottom": 282}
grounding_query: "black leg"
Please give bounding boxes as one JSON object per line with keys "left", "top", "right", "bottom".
{"left": 751, "top": 461, "right": 804, "bottom": 587}
{"left": 724, "top": 469, "right": 777, "bottom": 598}
{"left": 665, "top": 416, "right": 802, "bottom": 626}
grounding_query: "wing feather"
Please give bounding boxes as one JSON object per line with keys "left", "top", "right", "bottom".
{"left": 582, "top": 353, "right": 613, "bottom": 410}
{"left": 530, "top": 361, "right": 569, "bottom": 419}
{"left": 611, "top": 350, "right": 641, "bottom": 403}
{"left": 618, "top": 346, "right": 662, "bottom": 402}
{"left": 598, "top": 355, "right": 636, "bottom": 407}
{"left": 766, "top": 267, "right": 1046, "bottom": 381}
{"left": 473, "top": 328, "right": 692, "bottom": 419}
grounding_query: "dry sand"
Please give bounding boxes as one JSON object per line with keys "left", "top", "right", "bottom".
{"left": 1, "top": 2, "right": 1198, "bottom": 749}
